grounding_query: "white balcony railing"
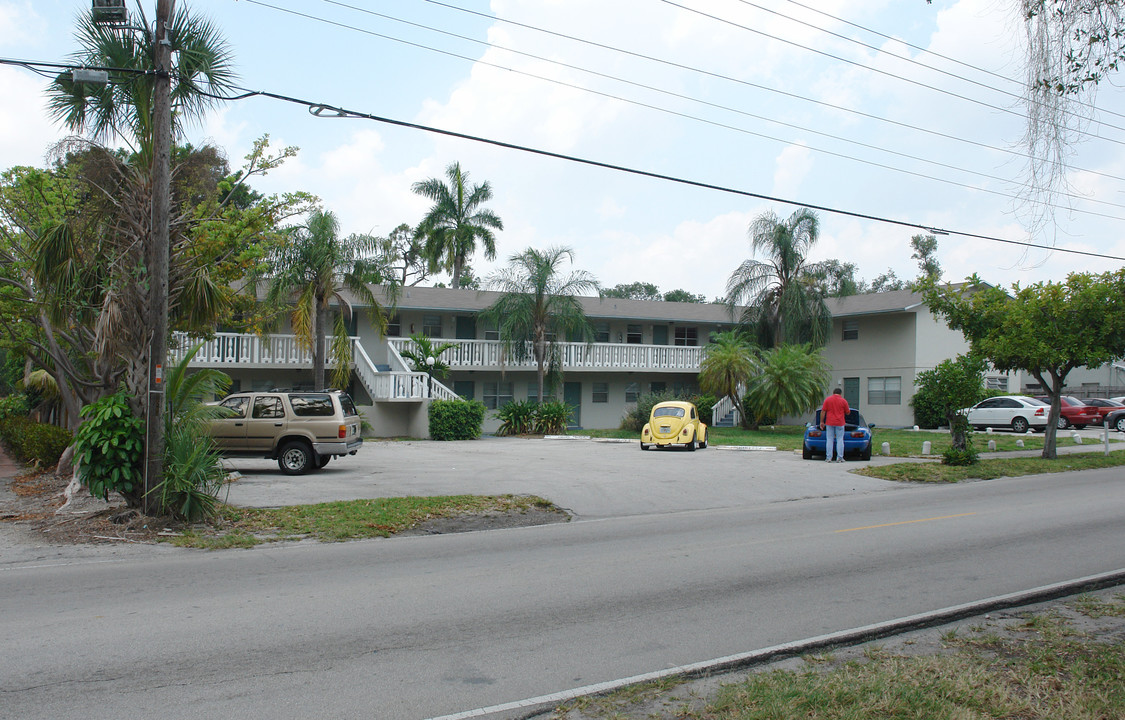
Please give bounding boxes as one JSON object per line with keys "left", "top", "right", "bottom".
{"left": 387, "top": 337, "right": 703, "bottom": 372}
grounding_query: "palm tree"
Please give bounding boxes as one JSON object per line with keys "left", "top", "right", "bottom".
{"left": 725, "top": 208, "right": 831, "bottom": 348}
{"left": 742, "top": 344, "right": 830, "bottom": 430}
{"left": 47, "top": 2, "right": 235, "bottom": 165}
{"left": 697, "top": 330, "right": 758, "bottom": 430}
{"left": 482, "top": 246, "right": 599, "bottom": 404}
{"left": 266, "top": 209, "right": 398, "bottom": 391}
{"left": 411, "top": 162, "right": 503, "bottom": 289}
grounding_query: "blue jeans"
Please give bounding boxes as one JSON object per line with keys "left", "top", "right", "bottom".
{"left": 825, "top": 425, "right": 845, "bottom": 460}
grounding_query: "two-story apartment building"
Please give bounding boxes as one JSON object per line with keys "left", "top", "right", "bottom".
{"left": 176, "top": 285, "right": 1025, "bottom": 435}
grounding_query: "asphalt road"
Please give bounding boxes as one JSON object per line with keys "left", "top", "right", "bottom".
{"left": 2, "top": 440, "right": 1123, "bottom": 720}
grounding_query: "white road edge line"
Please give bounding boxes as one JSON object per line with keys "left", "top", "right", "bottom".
{"left": 424, "top": 568, "right": 1125, "bottom": 720}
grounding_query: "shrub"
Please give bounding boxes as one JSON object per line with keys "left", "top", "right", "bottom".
{"left": 0, "top": 393, "right": 31, "bottom": 422}
{"left": 429, "top": 399, "right": 486, "bottom": 440}
{"left": 18, "top": 423, "right": 72, "bottom": 467}
{"left": 495, "top": 400, "right": 536, "bottom": 436}
{"left": 911, "top": 354, "right": 988, "bottom": 429}
{"left": 533, "top": 400, "right": 572, "bottom": 435}
{"left": 72, "top": 391, "right": 144, "bottom": 504}
{"left": 942, "top": 444, "right": 979, "bottom": 466}
{"left": 620, "top": 390, "right": 677, "bottom": 432}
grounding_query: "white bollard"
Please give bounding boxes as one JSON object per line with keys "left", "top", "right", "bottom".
{"left": 922, "top": 440, "right": 932, "bottom": 455}
{"left": 988, "top": 439, "right": 996, "bottom": 451}
{"left": 881, "top": 441, "right": 891, "bottom": 456}
{"left": 1072, "top": 431, "right": 1082, "bottom": 445}
{"left": 986, "top": 427, "right": 993, "bottom": 434}
{"left": 1016, "top": 439, "right": 1025, "bottom": 448}
{"left": 912, "top": 425, "right": 919, "bottom": 432}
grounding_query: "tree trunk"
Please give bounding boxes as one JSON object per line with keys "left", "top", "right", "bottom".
{"left": 313, "top": 301, "right": 327, "bottom": 391}
{"left": 1035, "top": 369, "right": 1063, "bottom": 460}
{"left": 451, "top": 256, "right": 463, "bottom": 290}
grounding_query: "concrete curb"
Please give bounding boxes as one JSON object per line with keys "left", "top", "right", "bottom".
{"left": 426, "top": 568, "right": 1125, "bottom": 720}
{"left": 543, "top": 435, "right": 777, "bottom": 451}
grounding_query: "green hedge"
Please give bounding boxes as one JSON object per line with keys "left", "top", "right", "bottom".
{"left": 429, "top": 399, "right": 486, "bottom": 440}
{"left": 0, "top": 416, "right": 73, "bottom": 467}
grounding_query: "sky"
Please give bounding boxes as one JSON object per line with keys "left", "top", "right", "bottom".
{"left": 2, "top": 0, "right": 1124, "bottom": 302}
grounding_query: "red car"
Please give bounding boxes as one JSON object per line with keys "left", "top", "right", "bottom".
{"left": 1034, "top": 395, "right": 1100, "bottom": 429}
{"left": 1083, "top": 398, "right": 1125, "bottom": 425}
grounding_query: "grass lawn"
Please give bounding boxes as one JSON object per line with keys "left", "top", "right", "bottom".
{"left": 856, "top": 447, "right": 1125, "bottom": 482}
{"left": 583, "top": 425, "right": 1054, "bottom": 456}
{"left": 165, "top": 494, "right": 559, "bottom": 549}
{"left": 550, "top": 593, "right": 1125, "bottom": 719}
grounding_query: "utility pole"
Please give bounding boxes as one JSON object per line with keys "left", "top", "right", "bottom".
{"left": 144, "top": 0, "right": 174, "bottom": 515}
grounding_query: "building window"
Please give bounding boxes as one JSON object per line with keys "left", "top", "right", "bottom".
{"left": 985, "top": 376, "right": 1008, "bottom": 391}
{"left": 673, "top": 381, "right": 694, "bottom": 396}
{"left": 868, "top": 376, "right": 901, "bottom": 405}
{"left": 626, "top": 324, "right": 643, "bottom": 344}
{"left": 592, "top": 382, "right": 608, "bottom": 403}
{"left": 625, "top": 382, "right": 640, "bottom": 403}
{"left": 483, "top": 319, "right": 500, "bottom": 340}
{"left": 650, "top": 381, "right": 666, "bottom": 394}
{"left": 842, "top": 319, "right": 859, "bottom": 341}
{"left": 423, "top": 314, "right": 443, "bottom": 337}
{"left": 595, "top": 322, "right": 610, "bottom": 343}
{"left": 483, "top": 381, "right": 514, "bottom": 410}
{"left": 386, "top": 314, "right": 401, "bottom": 337}
{"left": 674, "top": 326, "right": 698, "bottom": 346}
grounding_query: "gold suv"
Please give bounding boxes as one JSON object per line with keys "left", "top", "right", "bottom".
{"left": 209, "top": 390, "right": 363, "bottom": 475}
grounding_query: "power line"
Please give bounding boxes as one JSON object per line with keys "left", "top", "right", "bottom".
{"left": 657, "top": 0, "right": 1125, "bottom": 145}
{"left": 236, "top": 2, "right": 1125, "bottom": 220}
{"left": 409, "top": 0, "right": 1125, "bottom": 188}
{"left": 212, "top": 83, "right": 1125, "bottom": 263}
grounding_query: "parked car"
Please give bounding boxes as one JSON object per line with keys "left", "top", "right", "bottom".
{"left": 1105, "top": 407, "right": 1125, "bottom": 433}
{"left": 802, "top": 409, "right": 873, "bottom": 461}
{"left": 208, "top": 390, "right": 363, "bottom": 475}
{"left": 641, "top": 401, "right": 707, "bottom": 450}
{"left": 961, "top": 395, "right": 1049, "bottom": 433}
{"left": 1083, "top": 398, "right": 1125, "bottom": 425}
{"left": 1034, "top": 395, "right": 1100, "bottom": 430}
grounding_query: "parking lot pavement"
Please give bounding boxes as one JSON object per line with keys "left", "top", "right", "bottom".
{"left": 219, "top": 437, "right": 905, "bottom": 520}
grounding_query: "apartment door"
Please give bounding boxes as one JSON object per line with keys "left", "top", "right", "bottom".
{"left": 651, "top": 325, "right": 668, "bottom": 345}
{"left": 455, "top": 316, "right": 476, "bottom": 339}
{"left": 564, "top": 382, "right": 582, "bottom": 428}
{"left": 843, "top": 377, "right": 860, "bottom": 410}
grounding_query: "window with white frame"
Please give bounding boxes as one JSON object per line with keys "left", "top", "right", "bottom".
{"left": 422, "top": 314, "right": 443, "bottom": 337}
{"left": 626, "top": 324, "right": 642, "bottom": 344}
{"left": 386, "top": 314, "right": 401, "bottom": 337}
{"left": 483, "top": 381, "right": 514, "bottom": 410}
{"left": 674, "top": 326, "right": 698, "bottom": 346}
{"left": 527, "top": 382, "right": 555, "bottom": 403}
{"left": 595, "top": 322, "right": 610, "bottom": 343}
{"left": 483, "top": 319, "right": 500, "bottom": 340}
{"left": 842, "top": 319, "right": 859, "bottom": 341}
{"left": 625, "top": 382, "right": 640, "bottom": 403}
{"left": 592, "top": 382, "right": 608, "bottom": 403}
{"left": 868, "top": 376, "right": 901, "bottom": 405}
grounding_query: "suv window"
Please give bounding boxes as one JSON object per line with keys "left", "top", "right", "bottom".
{"left": 290, "top": 393, "right": 336, "bottom": 417}
{"left": 219, "top": 396, "right": 249, "bottom": 418}
{"left": 336, "top": 393, "right": 359, "bottom": 417}
{"left": 253, "top": 396, "right": 285, "bottom": 419}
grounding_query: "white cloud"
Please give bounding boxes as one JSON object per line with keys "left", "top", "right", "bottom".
{"left": 772, "top": 143, "right": 813, "bottom": 198}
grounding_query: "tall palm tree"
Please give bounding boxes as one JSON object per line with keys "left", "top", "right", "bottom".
{"left": 47, "top": 2, "right": 235, "bottom": 165}
{"left": 411, "top": 162, "right": 503, "bottom": 289}
{"left": 482, "top": 246, "right": 598, "bottom": 404}
{"left": 697, "top": 330, "right": 758, "bottom": 430}
{"left": 725, "top": 208, "right": 831, "bottom": 348}
{"left": 266, "top": 209, "right": 398, "bottom": 390}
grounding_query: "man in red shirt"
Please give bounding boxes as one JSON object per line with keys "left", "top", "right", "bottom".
{"left": 820, "top": 388, "right": 850, "bottom": 462}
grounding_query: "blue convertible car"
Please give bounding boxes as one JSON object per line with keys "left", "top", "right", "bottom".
{"left": 802, "top": 409, "right": 873, "bottom": 461}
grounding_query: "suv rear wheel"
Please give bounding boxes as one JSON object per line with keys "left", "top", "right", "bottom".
{"left": 278, "top": 440, "right": 314, "bottom": 475}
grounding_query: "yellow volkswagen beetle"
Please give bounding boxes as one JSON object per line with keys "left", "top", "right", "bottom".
{"left": 641, "top": 401, "right": 707, "bottom": 451}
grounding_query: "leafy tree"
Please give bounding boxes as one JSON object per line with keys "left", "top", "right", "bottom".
{"left": 399, "top": 334, "right": 458, "bottom": 380}
{"left": 265, "top": 209, "right": 398, "bottom": 391}
{"left": 922, "top": 271, "right": 1125, "bottom": 459}
{"left": 809, "top": 259, "right": 860, "bottom": 298}
{"left": 910, "top": 353, "right": 988, "bottom": 454}
{"left": 379, "top": 223, "right": 431, "bottom": 287}
{"left": 601, "top": 282, "right": 662, "bottom": 301}
{"left": 663, "top": 288, "right": 707, "bottom": 303}
{"left": 909, "top": 234, "right": 941, "bottom": 286}
{"left": 412, "top": 162, "right": 503, "bottom": 289}
{"left": 697, "top": 330, "right": 757, "bottom": 430}
{"left": 725, "top": 208, "right": 831, "bottom": 348}
{"left": 483, "top": 246, "right": 598, "bottom": 404}
{"left": 742, "top": 344, "right": 830, "bottom": 430}
{"left": 866, "top": 268, "right": 906, "bottom": 293}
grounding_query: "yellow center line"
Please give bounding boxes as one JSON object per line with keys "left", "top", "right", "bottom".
{"left": 836, "top": 512, "right": 978, "bottom": 533}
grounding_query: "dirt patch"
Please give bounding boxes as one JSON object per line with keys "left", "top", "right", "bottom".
{"left": 399, "top": 506, "right": 570, "bottom": 536}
